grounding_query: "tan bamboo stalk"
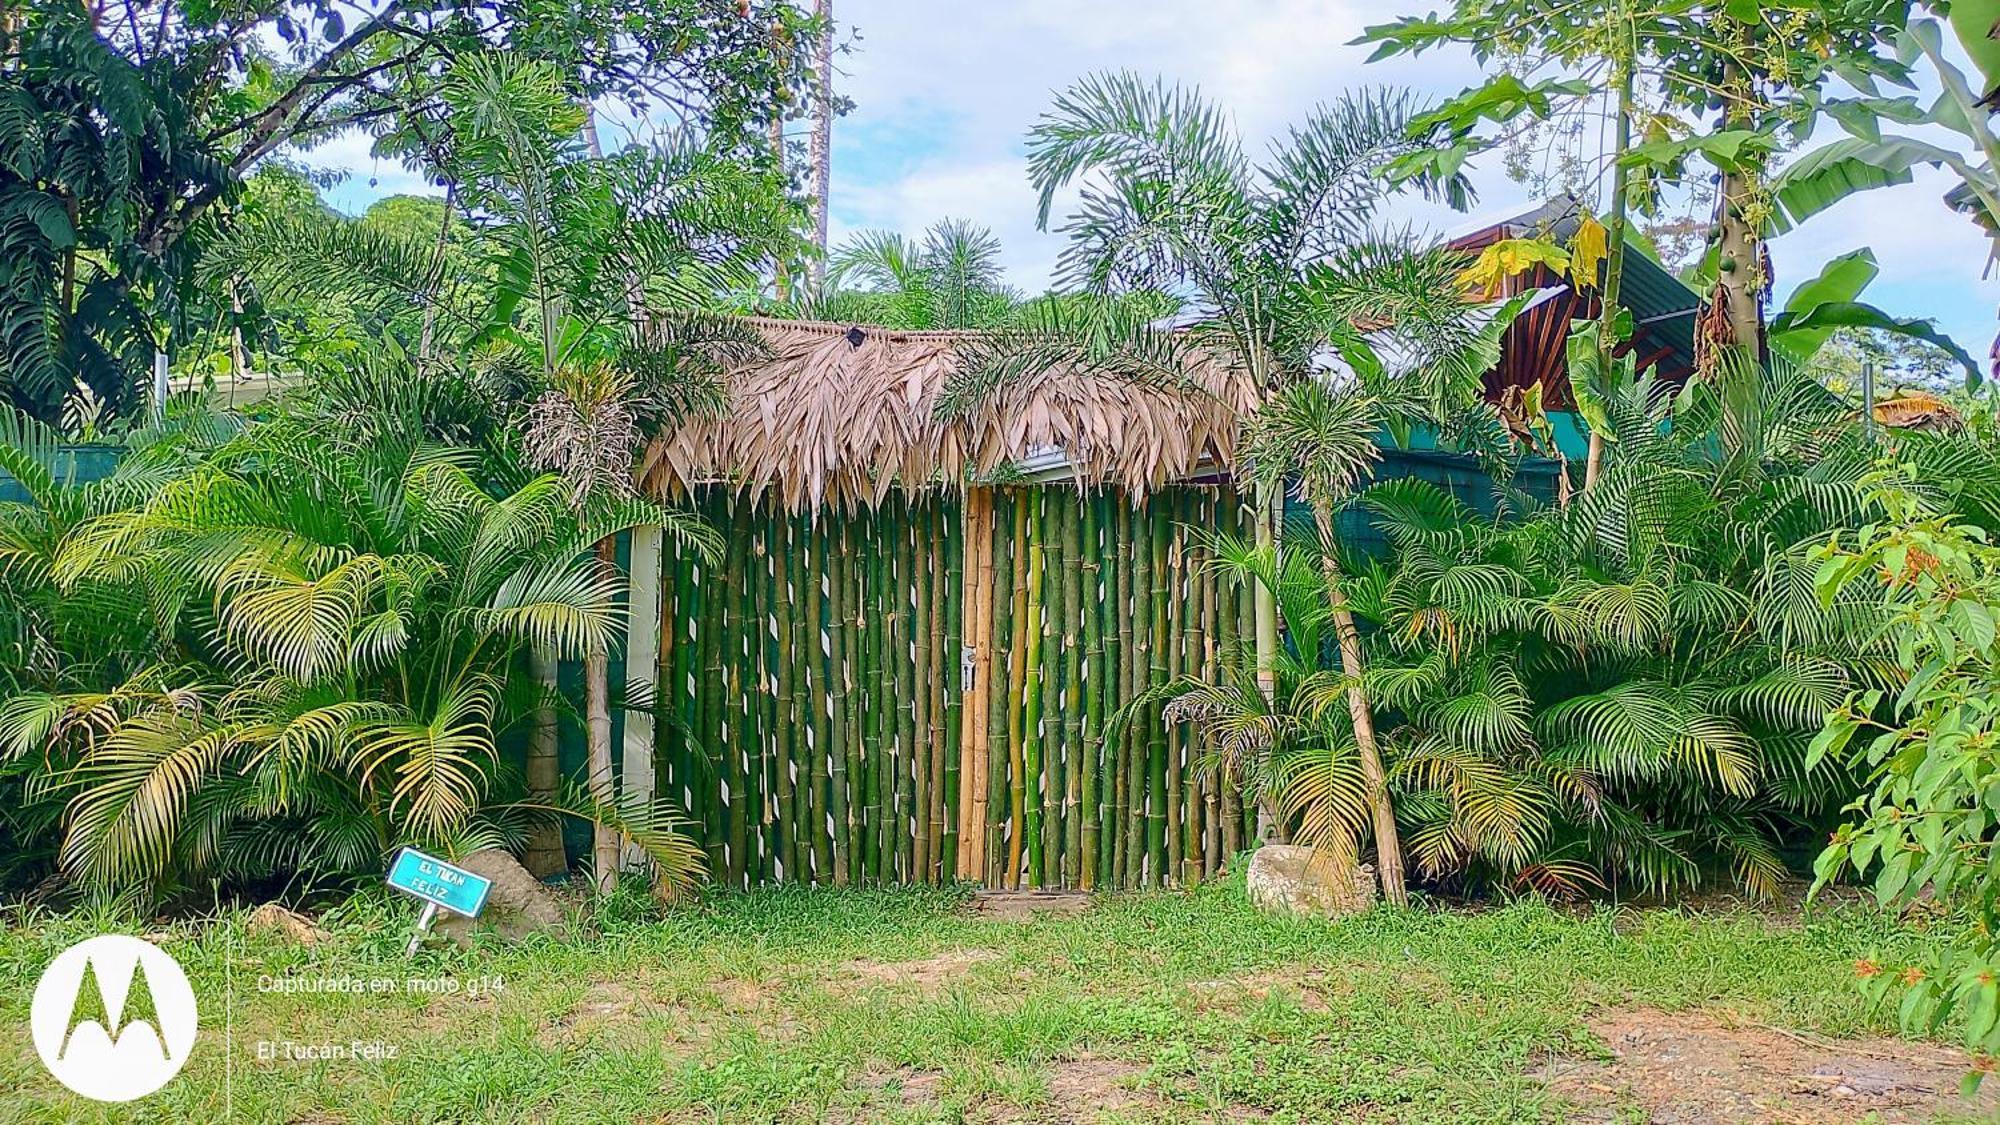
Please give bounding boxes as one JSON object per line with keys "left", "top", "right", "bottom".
{"left": 958, "top": 489, "right": 994, "bottom": 880}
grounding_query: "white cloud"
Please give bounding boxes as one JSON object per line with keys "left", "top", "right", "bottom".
{"left": 290, "top": 0, "right": 1995, "bottom": 353}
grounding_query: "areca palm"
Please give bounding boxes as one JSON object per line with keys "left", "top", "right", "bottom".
{"left": 0, "top": 416, "right": 706, "bottom": 898}
{"left": 440, "top": 53, "right": 793, "bottom": 886}
{"left": 804, "top": 219, "right": 1022, "bottom": 329}
{"left": 947, "top": 72, "right": 1475, "bottom": 904}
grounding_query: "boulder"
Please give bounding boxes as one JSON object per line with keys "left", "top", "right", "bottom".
{"left": 246, "top": 903, "right": 327, "bottom": 945}
{"left": 1245, "top": 844, "right": 1376, "bottom": 918}
{"left": 432, "top": 848, "right": 570, "bottom": 947}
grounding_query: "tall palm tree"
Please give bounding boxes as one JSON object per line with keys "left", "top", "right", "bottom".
{"left": 442, "top": 53, "right": 797, "bottom": 888}
{"left": 950, "top": 72, "right": 1474, "bottom": 904}
{"left": 805, "top": 218, "right": 1021, "bottom": 329}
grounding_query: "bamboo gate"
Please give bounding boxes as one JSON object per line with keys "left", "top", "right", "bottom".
{"left": 645, "top": 483, "right": 1261, "bottom": 891}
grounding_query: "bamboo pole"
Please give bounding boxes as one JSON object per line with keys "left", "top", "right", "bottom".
{"left": 1039, "top": 490, "right": 1065, "bottom": 886}
{"left": 958, "top": 489, "right": 994, "bottom": 881}
{"left": 984, "top": 491, "right": 1015, "bottom": 885}
{"left": 862, "top": 509, "right": 884, "bottom": 881}
{"left": 933, "top": 499, "right": 956, "bottom": 882}
{"left": 829, "top": 515, "right": 853, "bottom": 884}
{"left": 805, "top": 516, "right": 833, "bottom": 883}
{"left": 751, "top": 520, "right": 777, "bottom": 886}
{"left": 1114, "top": 499, "right": 1137, "bottom": 890}
{"left": 1021, "top": 491, "right": 1049, "bottom": 887}
{"left": 1080, "top": 491, "right": 1105, "bottom": 891}
{"left": 1146, "top": 500, "right": 1170, "bottom": 887}
{"left": 1164, "top": 498, "right": 1185, "bottom": 884}
{"left": 1056, "top": 490, "right": 1082, "bottom": 888}
{"left": 893, "top": 501, "right": 919, "bottom": 881}
{"left": 1005, "top": 492, "right": 1031, "bottom": 888}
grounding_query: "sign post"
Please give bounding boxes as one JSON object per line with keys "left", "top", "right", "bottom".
{"left": 385, "top": 848, "right": 492, "bottom": 955}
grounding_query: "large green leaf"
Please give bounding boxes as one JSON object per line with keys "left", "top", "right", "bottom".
{"left": 1769, "top": 136, "right": 1960, "bottom": 233}
{"left": 1769, "top": 250, "right": 1879, "bottom": 364}
{"left": 1768, "top": 299, "right": 1981, "bottom": 386}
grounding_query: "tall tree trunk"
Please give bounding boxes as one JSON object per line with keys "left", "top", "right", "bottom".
{"left": 1250, "top": 478, "right": 1282, "bottom": 842}
{"left": 524, "top": 646, "right": 566, "bottom": 877}
{"left": 588, "top": 535, "right": 621, "bottom": 891}
{"left": 1586, "top": 32, "right": 1635, "bottom": 494}
{"left": 1311, "top": 498, "right": 1406, "bottom": 907}
{"left": 1706, "top": 35, "right": 1767, "bottom": 367}
{"left": 807, "top": 0, "right": 834, "bottom": 293}
{"left": 769, "top": 16, "right": 793, "bottom": 304}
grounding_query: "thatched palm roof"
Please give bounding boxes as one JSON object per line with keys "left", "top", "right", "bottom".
{"left": 638, "top": 318, "right": 1258, "bottom": 511}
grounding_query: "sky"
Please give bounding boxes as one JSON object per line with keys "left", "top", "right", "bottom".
{"left": 312, "top": 0, "right": 1999, "bottom": 364}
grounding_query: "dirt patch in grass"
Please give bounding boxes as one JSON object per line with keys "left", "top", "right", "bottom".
{"left": 839, "top": 948, "right": 1001, "bottom": 994}
{"left": 1187, "top": 970, "right": 1334, "bottom": 1014}
{"left": 969, "top": 891, "right": 1094, "bottom": 922}
{"left": 858, "top": 1064, "right": 946, "bottom": 1109}
{"left": 1544, "top": 1007, "right": 1999, "bottom": 1123}
{"left": 535, "top": 981, "right": 651, "bottom": 1050}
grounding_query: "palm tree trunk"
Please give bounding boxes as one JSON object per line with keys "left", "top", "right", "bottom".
{"left": 807, "top": 0, "right": 834, "bottom": 293}
{"left": 1311, "top": 498, "right": 1406, "bottom": 907}
{"left": 1250, "top": 478, "right": 1281, "bottom": 842}
{"left": 1586, "top": 26, "right": 1635, "bottom": 494}
{"left": 524, "top": 645, "right": 565, "bottom": 877}
{"left": 588, "top": 535, "right": 620, "bottom": 891}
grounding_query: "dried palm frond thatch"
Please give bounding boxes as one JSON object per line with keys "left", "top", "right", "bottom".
{"left": 638, "top": 318, "right": 1257, "bottom": 511}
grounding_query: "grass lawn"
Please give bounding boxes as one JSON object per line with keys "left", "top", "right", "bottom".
{"left": 0, "top": 877, "right": 1984, "bottom": 1123}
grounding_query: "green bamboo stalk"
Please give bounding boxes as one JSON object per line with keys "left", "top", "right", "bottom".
{"left": 892, "top": 500, "right": 918, "bottom": 881}
{"left": 1005, "top": 492, "right": 1032, "bottom": 889}
{"left": 829, "top": 516, "right": 854, "bottom": 884}
{"left": 1194, "top": 491, "right": 1218, "bottom": 880}
{"left": 911, "top": 502, "right": 934, "bottom": 881}
{"left": 1054, "top": 491, "right": 1080, "bottom": 889}
{"left": 700, "top": 499, "right": 727, "bottom": 875}
{"left": 1125, "top": 497, "right": 1150, "bottom": 888}
{"left": 1113, "top": 498, "right": 1137, "bottom": 890}
{"left": 988, "top": 491, "right": 1018, "bottom": 885}
{"left": 804, "top": 516, "right": 832, "bottom": 883}
{"left": 1020, "top": 491, "right": 1049, "bottom": 887}
{"left": 1080, "top": 491, "right": 1105, "bottom": 891}
{"left": 758, "top": 516, "right": 782, "bottom": 885}
{"left": 769, "top": 512, "right": 797, "bottom": 883}
{"left": 1165, "top": 496, "right": 1185, "bottom": 885}
{"left": 1039, "top": 490, "right": 1065, "bottom": 886}
{"left": 860, "top": 509, "right": 882, "bottom": 881}
{"left": 1147, "top": 498, "right": 1170, "bottom": 887}
{"left": 937, "top": 498, "right": 960, "bottom": 882}
{"left": 724, "top": 501, "right": 752, "bottom": 888}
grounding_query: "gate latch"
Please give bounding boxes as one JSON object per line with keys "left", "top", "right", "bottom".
{"left": 961, "top": 644, "right": 977, "bottom": 693}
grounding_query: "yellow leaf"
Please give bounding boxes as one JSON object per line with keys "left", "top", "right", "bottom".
{"left": 1456, "top": 238, "right": 1572, "bottom": 296}
{"left": 1570, "top": 215, "right": 1609, "bottom": 290}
